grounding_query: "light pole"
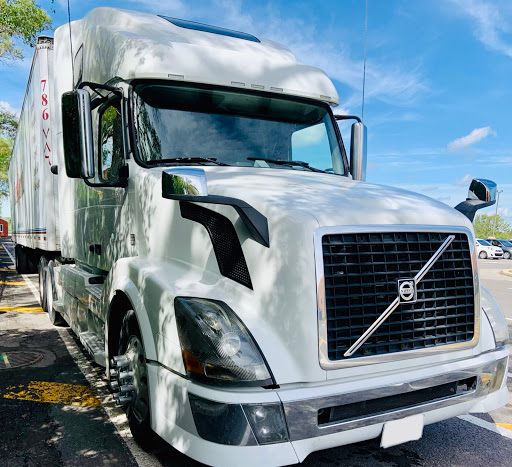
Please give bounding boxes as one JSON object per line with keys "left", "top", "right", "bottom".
{"left": 493, "top": 189, "right": 503, "bottom": 236}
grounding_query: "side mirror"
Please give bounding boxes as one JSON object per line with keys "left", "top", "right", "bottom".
{"left": 62, "top": 89, "right": 94, "bottom": 179}
{"left": 350, "top": 122, "right": 367, "bottom": 182}
{"left": 454, "top": 178, "right": 497, "bottom": 222}
{"left": 334, "top": 115, "right": 367, "bottom": 181}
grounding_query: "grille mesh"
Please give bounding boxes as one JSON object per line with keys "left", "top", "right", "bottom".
{"left": 322, "top": 232, "right": 475, "bottom": 360}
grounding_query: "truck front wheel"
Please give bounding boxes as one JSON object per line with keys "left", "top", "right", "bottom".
{"left": 113, "top": 310, "right": 159, "bottom": 451}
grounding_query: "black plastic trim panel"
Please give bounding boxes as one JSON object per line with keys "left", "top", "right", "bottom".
{"left": 180, "top": 202, "right": 253, "bottom": 289}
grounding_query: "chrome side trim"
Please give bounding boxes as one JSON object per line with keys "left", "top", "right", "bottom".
{"left": 315, "top": 225, "right": 479, "bottom": 370}
{"left": 282, "top": 357, "right": 504, "bottom": 441}
{"left": 344, "top": 234, "right": 455, "bottom": 357}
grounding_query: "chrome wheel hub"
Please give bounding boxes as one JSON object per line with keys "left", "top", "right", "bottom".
{"left": 110, "top": 336, "right": 149, "bottom": 422}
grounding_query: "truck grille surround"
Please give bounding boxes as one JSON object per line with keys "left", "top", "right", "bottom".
{"left": 321, "top": 231, "right": 475, "bottom": 360}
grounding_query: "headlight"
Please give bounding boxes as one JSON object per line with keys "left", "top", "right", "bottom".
{"left": 481, "top": 287, "right": 509, "bottom": 347}
{"left": 175, "top": 297, "right": 273, "bottom": 386}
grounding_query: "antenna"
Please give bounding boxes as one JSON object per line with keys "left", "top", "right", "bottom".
{"left": 67, "top": 0, "right": 75, "bottom": 86}
{"left": 361, "top": 0, "right": 368, "bottom": 122}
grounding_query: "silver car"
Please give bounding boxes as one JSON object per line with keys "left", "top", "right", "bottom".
{"left": 487, "top": 238, "right": 512, "bottom": 259}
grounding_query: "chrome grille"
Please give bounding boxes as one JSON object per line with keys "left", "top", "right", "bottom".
{"left": 322, "top": 231, "right": 475, "bottom": 360}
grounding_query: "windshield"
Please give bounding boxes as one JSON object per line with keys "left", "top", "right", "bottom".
{"left": 478, "top": 239, "right": 491, "bottom": 246}
{"left": 132, "top": 83, "right": 345, "bottom": 174}
{"left": 499, "top": 240, "right": 512, "bottom": 247}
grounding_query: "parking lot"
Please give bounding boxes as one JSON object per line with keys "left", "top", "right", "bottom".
{"left": 1, "top": 238, "right": 511, "bottom": 466}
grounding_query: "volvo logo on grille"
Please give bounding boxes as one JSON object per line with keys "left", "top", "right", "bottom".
{"left": 398, "top": 279, "right": 417, "bottom": 303}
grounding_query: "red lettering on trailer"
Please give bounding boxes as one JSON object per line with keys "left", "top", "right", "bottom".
{"left": 41, "top": 79, "right": 51, "bottom": 165}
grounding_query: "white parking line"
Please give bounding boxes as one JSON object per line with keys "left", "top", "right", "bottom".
{"left": 2, "top": 244, "right": 15, "bottom": 263}
{"left": 3, "top": 244, "right": 41, "bottom": 303}
{"left": 506, "top": 318, "right": 512, "bottom": 321}
{"left": 458, "top": 415, "right": 512, "bottom": 440}
{"left": 57, "top": 328, "right": 162, "bottom": 467}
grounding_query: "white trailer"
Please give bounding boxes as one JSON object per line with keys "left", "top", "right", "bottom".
{"left": 9, "top": 8, "right": 510, "bottom": 466}
{"left": 9, "top": 36, "right": 59, "bottom": 273}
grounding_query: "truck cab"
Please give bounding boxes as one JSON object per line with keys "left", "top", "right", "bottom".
{"left": 9, "top": 8, "right": 509, "bottom": 466}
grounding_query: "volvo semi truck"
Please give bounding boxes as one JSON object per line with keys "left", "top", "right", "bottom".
{"left": 9, "top": 8, "right": 509, "bottom": 466}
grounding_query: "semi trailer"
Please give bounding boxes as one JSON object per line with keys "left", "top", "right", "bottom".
{"left": 9, "top": 7, "right": 509, "bottom": 466}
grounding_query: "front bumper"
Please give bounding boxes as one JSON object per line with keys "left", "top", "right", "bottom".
{"left": 148, "top": 346, "right": 508, "bottom": 467}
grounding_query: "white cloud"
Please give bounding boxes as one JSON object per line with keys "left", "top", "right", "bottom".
{"left": 446, "top": 0, "right": 512, "bottom": 58}
{"left": 455, "top": 174, "right": 475, "bottom": 186}
{"left": 0, "top": 101, "right": 20, "bottom": 117}
{"left": 447, "top": 126, "right": 496, "bottom": 153}
{"left": 499, "top": 207, "right": 511, "bottom": 217}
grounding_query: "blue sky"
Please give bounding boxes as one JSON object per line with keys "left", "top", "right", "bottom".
{"left": 2, "top": 0, "right": 511, "bottom": 226}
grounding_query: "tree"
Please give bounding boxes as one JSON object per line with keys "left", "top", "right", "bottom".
{"left": 0, "top": 0, "right": 51, "bottom": 62}
{"left": 473, "top": 214, "right": 512, "bottom": 239}
{"left": 0, "top": 106, "right": 18, "bottom": 213}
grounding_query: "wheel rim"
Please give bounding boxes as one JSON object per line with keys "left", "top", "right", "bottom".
{"left": 124, "top": 335, "right": 149, "bottom": 422}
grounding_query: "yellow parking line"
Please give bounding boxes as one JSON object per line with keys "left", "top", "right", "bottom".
{"left": 0, "top": 269, "right": 16, "bottom": 272}
{"left": 0, "top": 281, "right": 26, "bottom": 286}
{"left": 496, "top": 423, "right": 512, "bottom": 431}
{"left": 0, "top": 306, "right": 45, "bottom": 313}
{"left": 3, "top": 381, "right": 101, "bottom": 407}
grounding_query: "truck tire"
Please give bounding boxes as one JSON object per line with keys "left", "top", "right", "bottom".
{"left": 478, "top": 251, "right": 487, "bottom": 259}
{"left": 15, "top": 244, "right": 28, "bottom": 274}
{"left": 117, "top": 310, "right": 159, "bottom": 451}
{"left": 38, "top": 256, "right": 49, "bottom": 312}
{"left": 46, "top": 261, "right": 65, "bottom": 326}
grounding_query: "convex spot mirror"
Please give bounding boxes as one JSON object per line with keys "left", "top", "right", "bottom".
{"left": 62, "top": 89, "right": 94, "bottom": 179}
{"left": 455, "top": 178, "right": 497, "bottom": 222}
{"left": 162, "top": 168, "right": 209, "bottom": 198}
{"left": 467, "top": 178, "right": 497, "bottom": 203}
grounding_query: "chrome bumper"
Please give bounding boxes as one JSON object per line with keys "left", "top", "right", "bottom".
{"left": 282, "top": 351, "right": 508, "bottom": 441}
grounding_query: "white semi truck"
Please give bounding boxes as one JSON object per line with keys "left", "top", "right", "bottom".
{"left": 9, "top": 7, "right": 509, "bottom": 466}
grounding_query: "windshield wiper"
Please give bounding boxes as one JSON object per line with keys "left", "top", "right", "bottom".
{"left": 147, "top": 157, "right": 229, "bottom": 166}
{"left": 247, "top": 157, "right": 327, "bottom": 173}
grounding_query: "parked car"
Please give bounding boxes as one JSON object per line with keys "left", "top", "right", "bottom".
{"left": 476, "top": 239, "right": 504, "bottom": 259}
{"left": 487, "top": 238, "right": 512, "bottom": 259}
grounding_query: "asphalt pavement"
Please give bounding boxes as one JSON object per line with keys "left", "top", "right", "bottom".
{"left": 1, "top": 238, "right": 512, "bottom": 467}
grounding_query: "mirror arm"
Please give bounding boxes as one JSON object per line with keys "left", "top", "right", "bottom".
{"left": 334, "top": 115, "right": 362, "bottom": 123}
{"left": 454, "top": 199, "right": 496, "bottom": 222}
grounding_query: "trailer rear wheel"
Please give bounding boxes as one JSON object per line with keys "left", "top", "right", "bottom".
{"left": 115, "top": 310, "right": 159, "bottom": 451}
{"left": 38, "top": 256, "right": 49, "bottom": 312}
{"left": 46, "top": 261, "right": 65, "bottom": 326}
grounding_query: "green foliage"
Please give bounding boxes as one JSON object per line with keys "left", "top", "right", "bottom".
{"left": 0, "top": 106, "right": 17, "bottom": 213}
{"left": 0, "top": 106, "right": 18, "bottom": 138}
{"left": 473, "top": 214, "right": 512, "bottom": 240}
{"left": 0, "top": 0, "right": 51, "bottom": 62}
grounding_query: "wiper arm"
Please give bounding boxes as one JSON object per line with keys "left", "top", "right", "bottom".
{"left": 148, "top": 157, "right": 229, "bottom": 166}
{"left": 246, "top": 157, "right": 327, "bottom": 173}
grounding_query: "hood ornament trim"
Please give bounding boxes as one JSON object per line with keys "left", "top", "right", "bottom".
{"left": 343, "top": 234, "right": 456, "bottom": 357}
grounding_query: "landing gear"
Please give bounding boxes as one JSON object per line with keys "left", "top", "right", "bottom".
{"left": 110, "top": 310, "right": 158, "bottom": 451}
{"left": 46, "top": 260, "right": 65, "bottom": 326}
{"left": 38, "top": 256, "right": 49, "bottom": 312}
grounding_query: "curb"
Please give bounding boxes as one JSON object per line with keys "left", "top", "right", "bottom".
{"left": 499, "top": 270, "right": 512, "bottom": 278}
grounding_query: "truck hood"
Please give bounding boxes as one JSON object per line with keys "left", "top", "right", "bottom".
{"left": 139, "top": 166, "right": 476, "bottom": 385}
{"left": 201, "top": 167, "right": 471, "bottom": 229}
